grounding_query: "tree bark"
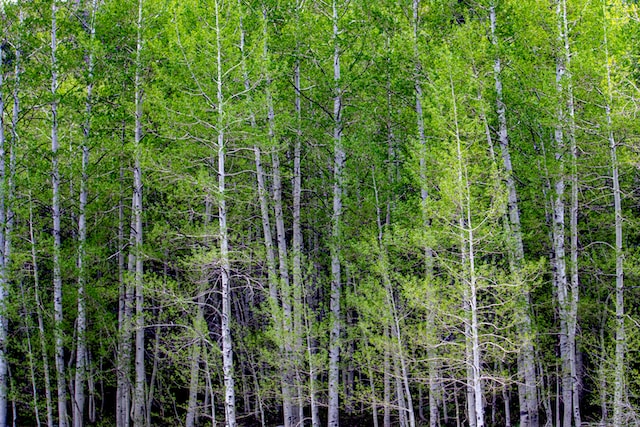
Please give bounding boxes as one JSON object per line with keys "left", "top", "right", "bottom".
{"left": 0, "top": 10, "right": 8, "bottom": 426}
{"left": 489, "top": 5, "right": 538, "bottom": 426}
{"left": 29, "top": 195, "right": 54, "bottom": 427}
{"left": 74, "top": 1, "right": 97, "bottom": 424}
{"left": 132, "top": 0, "right": 146, "bottom": 424}
{"left": 451, "top": 77, "right": 484, "bottom": 427}
{"left": 51, "top": 1, "right": 68, "bottom": 424}
{"left": 262, "top": 6, "right": 297, "bottom": 422}
{"left": 603, "top": 7, "right": 625, "bottom": 424}
{"left": 411, "top": 4, "right": 439, "bottom": 425}
{"left": 292, "top": 54, "right": 306, "bottom": 427}
{"left": 560, "top": 1, "right": 581, "bottom": 423}
{"left": 116, "top": 132, "right": 132, "bottom": 427}
{"left": 214, "top": 1, "right": 236, "bottom": 424}
{"left": 185, "top": 311, "right": 203, "bottom": 427}
{"left": 328, "top": 1, "right": 345, "bottom": 426}
{"left": 554, "top": 1, "right": 577, "bottom": 424}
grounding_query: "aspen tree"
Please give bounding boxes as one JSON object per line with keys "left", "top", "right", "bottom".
{"left": 132, "top": 0, "right": 145, "bottom": 424}
{"left": 554, "top": 0, "right": 580, "bottom": 424}
{"left": 261, "top": 6, "right": 297, "bottom": 424}
{"left": 213, "top": 0, "right": 236, "bottom": 423}
{"left": 0, "top": 6, "right": 8, "bottom": 424}
{"left": 602, "top": 3, "right": 625, "bottom": 424}
{"left": 51, "top": 0, "right": 68, "bottom": 424}
{"left": 328, "top": 1, "right": 346, "bottom": 426}
{"left": 410, "top": 3, "right": 440, "bottom": 425}
{"left": 236, "top": 3, "right": 291, "bottom": 424}
{"left": 291, "top": 5, "right": 306, "bottom": 420}
{"left": 488, "top": 4, "right": 538, "bottom": 425}
{"left": 74, "top": 0, "right": 98, "bottom": 424}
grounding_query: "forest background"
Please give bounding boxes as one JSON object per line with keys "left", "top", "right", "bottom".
{"left": 0, "top": 0, "right": 639, "bottom": 426}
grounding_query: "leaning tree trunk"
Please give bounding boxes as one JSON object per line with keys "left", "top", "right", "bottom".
{"left": 28, "top": 194, "right": 54, "bottom": 427}
{"left": 261, "top": 7, "right": 297, "bottom": 425}
{"left": 237, "top": 5, "right": 293, "bottom": 424}
{"left": 489, "top": 5, "right": 538, "bottom": 426}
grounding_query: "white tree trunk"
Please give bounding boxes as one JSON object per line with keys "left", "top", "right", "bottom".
{"left": 560, "top": 2, "right": 581, "bottom": 425}
{"left": 214, "top": 1, "right": 236, "bottom": 424}
{"left": 488, "top": 5, "right": 538, "bottom": 426}
{"left": 117, "top": 135, "right": 132, "bottom": 427}
{"left": 185, "top": 314, "right": 203, "bottom": 427}
{"left": 383, "top": 326, "right": 391, "bottom": 427}
{"left": 132, "top": 0, "right": 145, "bottom": 424}
{"left": 292, "top": 56, "right": 306, "bottom": 427}
{"left": 19, "top": 281, "right": 41, "bottom": 427}
{"left": 411, "top": 5, "right": 439, "bottom": 425}
{"left": 262, "top": 7, "right": 297, "bottom": 421}
{"left": 451, "top": 78, "right": 484, "bottom": 427}
{"left": 328, "top": 1, "right": 345, "bottom": 426}
{"left": 555, "top": 1, "right": 578, "bottom": 424}
{"left": 74, "top": 2, "right": 97, "bottom": 425}
{"left": 272, "top": 147, "right": 297, "bottom": 427}
{"left": 0, "top": 13, "right": 8, "bottom": 427}
{"left": 51, "top": 2, "right": 68, "bottom": 424}
{"left": 29, "top": 198, "right": 54, "bottom": 427}
{"left": 603, "top": 8, "right": 625, "bottom": 424}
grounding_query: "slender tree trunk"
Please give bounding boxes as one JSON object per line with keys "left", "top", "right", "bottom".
{"left": 328, "top": 1, "right": 345, "bottom": 426}
{"left": 0, "top": 4, "right": 22, "bottom": 419}
{"left": 117, "top": 131, "right": 132, "bottom": 427}
{"left": 603, "top": 8, "right": 625, "bottom": 424}
{"left": 186, "top": 198, "right": 213, "bottom": 427}
{"left": 145, "top": 310, "right": 161, "bottom": 427}
{"left": 132, "top": 0, "right": 145, "bottom": 424}
{"left": 411, "top": 4, "right": 439, "bottom": 425}
{"left": 488, "top": 5, "right": 538, "bottom": 425}
{"left": 0, "top": 11, "right": 8, "bottom": 426}
{"left": 87, "top": 353, "right": 96, "bottom": 424}
{"left": 304, "top": 300, "right": 320, "bottom": 427}
{"left": 74, "top": 1, "right": 97, "bottom": 424}
{"left": 51, "top": 1, "right": 68, "bottom": 424}
{"left": 237, "top": 6, "right": 293, "bottom": 424}
{"left": 368, "top": 363, "right": 379, "bottom": 427}
{"left": 28, "top": 195, "right": 54, "bottom": 427}
{"left": 292, "top": 52, "right": 305, "bottom": 427}
{"left": 272, "top": 145, "right": 296, "bottom": 427}
{"left": 451, "top": 77, "right": 484, "bottom": 427}
{"left": 554, "top": 2, "right": 575, "bottom": 425}
{"left": 185, "top": 311, "right": 203, "bottom": 427}
{"left": 19, "top": 280, "right": 41, "bottom": 427}
{"left": 561, "top": 1, "right": 581, "bottom": 424}
{"left": 383, "top": 325, "right": 391, "bottom": 427}
{"left": 261, "top": 7, "right": 296, "bottom": 423}
{"left": 214, "top": 1, "right": 236, "bottom": 424}
{"left": 503, "top": 381, "right": 511, "bottom": 427}
{"left": 373, "top": 170, "right": 415, "bottom": 427}
{"left": 292, "top": 4, "right": 309, "bottom": 419}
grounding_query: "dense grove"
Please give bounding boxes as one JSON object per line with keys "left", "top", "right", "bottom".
{"left": 0, "top": 0, "right": 639, "bottom": 426}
